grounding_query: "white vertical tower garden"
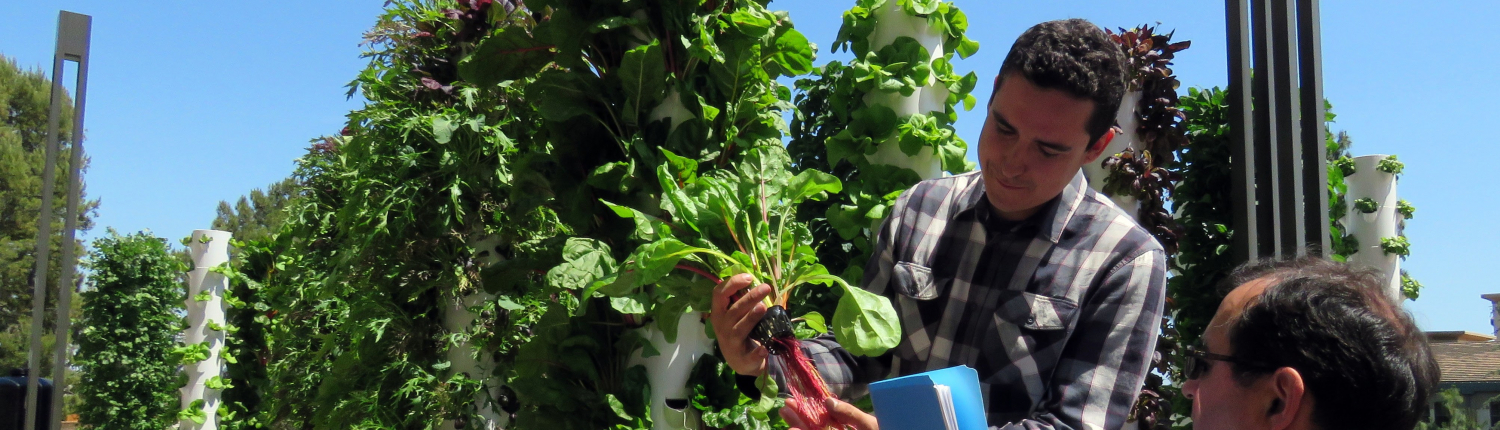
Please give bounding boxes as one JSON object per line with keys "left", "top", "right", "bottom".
{"left": 1094, "top": 26, "right": 1191, "bottom": 255}
{"left": 626, "top": 312, "right": 714, "bottom": 430}
{"left": 438, "top": 233, "right": 508, "bottom": 430}
{"left": 1083, "top": 91, "right": 1143, "bottom": 213}
{"left": 860, "top": 0, "right": 954, "bottom": 181}
{"left": 182, "top": 229, "right": 232, "bottom": 430}
{"left": 809, "top": 0, "right": 979, "bottom": 280}
{"left": 440, "top": 290, "right": 507, "bottom": 430}
{"left": 624, "top": 91, "right": 712, "bottom": 430}
{"left": 1342, "top": 154, "right": 1405, "bottom": 300}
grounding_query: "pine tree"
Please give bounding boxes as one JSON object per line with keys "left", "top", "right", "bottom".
{"left": 0, "top": 54, "right": 98, "bottom": 374}
{"left": 211, "top": 177, "right": 296, "bottom": 244}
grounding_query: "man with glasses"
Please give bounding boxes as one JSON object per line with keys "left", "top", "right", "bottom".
{"left": 1181, "top": 257, "right": 1439, "bottom": 430}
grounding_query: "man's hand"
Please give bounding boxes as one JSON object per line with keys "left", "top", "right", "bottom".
{"left": 781, "top": 398, "right": 880, "bottom": 430}
{"left": 709, "top": 273, "right": 772, "bottom": 376}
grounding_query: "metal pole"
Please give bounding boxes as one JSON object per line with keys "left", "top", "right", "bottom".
{"left": 1252, "top": 0, "right": 1282, "bottom": 258}
{"left": 1298, "top": 0, "right": 1331, "bottom": 254}
{"left": 27, "top": 11, "right": 91, "bottom": 430}
{"left": 1227, "top": 0, "right": 1259, "bottom": 262}
{"left": 1271, "top": 0, "right": 1305, "bottom": 256}
{"left": 25, "top": 27, "right": 68, "bottom": 430}
{"left": 50, "top": 11, "right": 92, "bottom": 426}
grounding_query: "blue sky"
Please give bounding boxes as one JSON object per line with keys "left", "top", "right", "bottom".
{"left": 3, "top": 1, "right": 1497, "bottom": 333}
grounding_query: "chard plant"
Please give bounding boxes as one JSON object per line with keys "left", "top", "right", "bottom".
{"left": 590, "top": 145, "right": 899, "bottom": 429}
{"left": 591, "top": 146, "right": 899, "bottom": 357}
{"left": 452, "top": 0, "right": 862, "bottom": 428}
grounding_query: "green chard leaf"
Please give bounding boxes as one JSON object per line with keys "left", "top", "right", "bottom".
{"left": 545, "top": 238, "right": 617, "bottom": 291}
{"left": 832, "top": 279, "right": 901, "bottom": 356}
{"left": 799, "top": 311, "right": 828, "bottom": 334}
{"left": 620, "top": 40, "right": 668, "bottom": 123}
{"left": 783, "top": 169, "right": 843, "bottom": 203}
{"left": 628, "top": 238, "right": 707, "bottom": 287}
{"left": 458, "top": 27, "right": 554, "bottom": 86}
{"left": 602, "top": 200, "right": 672, "bottom": 242}
{"left": 771, "top": 28, "right": 814, "bottom": 77}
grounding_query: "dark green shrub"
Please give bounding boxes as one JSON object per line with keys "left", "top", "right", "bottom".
{"left": 75, "top": 231, "right": 182, "bottom": 429}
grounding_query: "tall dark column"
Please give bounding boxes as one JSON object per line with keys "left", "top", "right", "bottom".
{"left": 1298, "top": 0, "right": 1331, "bottom": 254}
{"left": 1226, "top": 0, "right": 1329, "bottom": 263}
{"left": 1272, "top": 0, "right": 1305, "bottom": 256}
{"left": 1251, "top": 0, "right": 1282, "bottom": 258}
{"left": 1227, "top": 0, "right": 1259, "bottom": 262}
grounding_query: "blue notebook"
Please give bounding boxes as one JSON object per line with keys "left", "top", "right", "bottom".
{"left": 868, "top": 365, "right": 986, "bottom": 430}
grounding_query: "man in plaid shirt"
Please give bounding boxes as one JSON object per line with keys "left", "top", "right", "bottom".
{"left": 711, "top": 19, "right": 1167, "bottom": 430}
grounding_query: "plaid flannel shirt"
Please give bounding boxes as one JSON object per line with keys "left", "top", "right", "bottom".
{"left": 787, "top": 170, "right": 1166, "bottom": 430}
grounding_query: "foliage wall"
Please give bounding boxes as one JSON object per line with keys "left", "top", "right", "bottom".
{"left": 191, "top": 3, "right": 1428, "bottom": 430}
{"left": 74, "top": 231, "right": 181, "bottom": 430}
{"left": 218, "top": 0, "right": 827, "bottom": 428}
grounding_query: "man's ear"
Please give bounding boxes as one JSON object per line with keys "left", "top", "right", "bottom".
{"left": 1083, "top": 127, "right": 1117, "bottom": 163}
{"left": 1266, "top": 367, "right": 1308, "bottom": 430}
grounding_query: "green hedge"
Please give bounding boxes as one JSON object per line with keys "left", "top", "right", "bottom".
{"left": 75, "top": 231, "right": 182, "bottom": 429}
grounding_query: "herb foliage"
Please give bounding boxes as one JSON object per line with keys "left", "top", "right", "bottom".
{"left": 239, "top": 0, "right": 845, "bottom": 428}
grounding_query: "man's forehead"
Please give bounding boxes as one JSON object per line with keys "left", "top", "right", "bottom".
{"left": 1225, "top": 277, "right": 1277, "bottom": 313}
{"left": 1206, "top": 277, "right": 1277, "bottom": 344}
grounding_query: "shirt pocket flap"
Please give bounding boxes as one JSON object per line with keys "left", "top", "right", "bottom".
{"left": 997, "top": 291, "right": 1079, "bottom": 331}
{"left": 892, "top": 261, "right": 941, "bottom": 300}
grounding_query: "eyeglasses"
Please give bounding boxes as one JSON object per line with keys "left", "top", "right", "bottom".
{"left": 1183, "top": 344, "right": 1274, "bottom": 380}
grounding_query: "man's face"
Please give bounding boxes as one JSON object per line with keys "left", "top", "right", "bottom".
{"left": 1182, "top": 278, "right": 1278, "bottom": 430}
{"left": 977, "top": 73, "right": 1111, "bottom": 220}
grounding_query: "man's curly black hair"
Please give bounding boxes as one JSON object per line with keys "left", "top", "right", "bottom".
{"left": 995, "top": 19, "right": 1126, "bottom": 147}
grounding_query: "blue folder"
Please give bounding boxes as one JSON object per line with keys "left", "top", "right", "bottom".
{"left": 868, "top": 365, "right": 986, "bottom": 430}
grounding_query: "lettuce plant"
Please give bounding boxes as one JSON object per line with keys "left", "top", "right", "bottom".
{"left": 1381, "top": 236, "right": 1410, "bottom": 258}
{"left": 1377, "top": 155, "right": 1404, "bottom": 175}
{"left": 1397, "top": 199, "right": 1415, "bottom": 219}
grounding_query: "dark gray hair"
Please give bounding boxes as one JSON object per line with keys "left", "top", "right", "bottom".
{"left": 1220, "top": 257, "right": 1439, "bottom": 430}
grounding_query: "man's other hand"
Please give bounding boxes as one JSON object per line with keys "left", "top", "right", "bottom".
{"left": 781, "top": 398, "right": 880, "bottom": 430}
{"left": 709, "top": 273, "right": 771, "bottom": 376}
